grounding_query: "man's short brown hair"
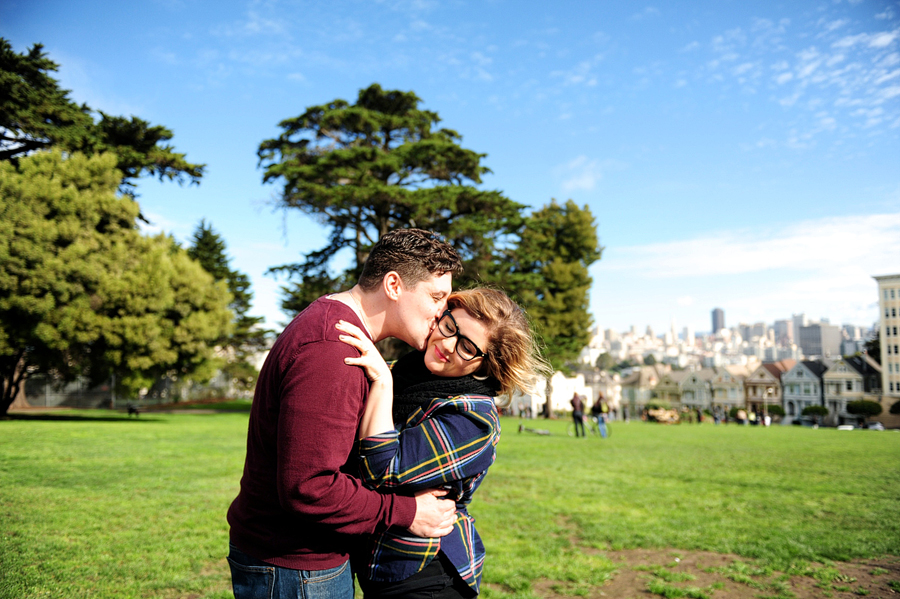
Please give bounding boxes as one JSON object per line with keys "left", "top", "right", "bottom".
{"left": 358, "top": 229, "right": 463, "bottom": 291}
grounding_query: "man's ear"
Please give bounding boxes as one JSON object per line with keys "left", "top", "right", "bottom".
{"left": 383, "top": 271, "right": 402, "bottom": 301}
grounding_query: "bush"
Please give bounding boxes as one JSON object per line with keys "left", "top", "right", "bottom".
{"left": 646, "top": 400, "right": 671, "bottom": 410}
{"left": 890, "top": 400, "right": 900, "bottom": 415}
{"left": 765, "top": 404, "right": 785, "bottom": 417}
{"left": 846, "top": 400, "right": 882, "bottom": 420}
{"left": 802, "top": 405, "right": 829, "bottom": 417}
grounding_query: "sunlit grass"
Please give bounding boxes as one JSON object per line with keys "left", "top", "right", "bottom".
{"left": 476, "top": 417, "right": 900, "bottom": 597}
{"left": 1, "top": 412, "right": 897, "bottom": 598}
{"left": 0, "top": 411, "right": 245, "bottom": 598}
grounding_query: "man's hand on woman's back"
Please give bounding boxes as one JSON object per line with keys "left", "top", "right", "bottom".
{"left": 408, "top": 489, "right": 456, "bottom": 537}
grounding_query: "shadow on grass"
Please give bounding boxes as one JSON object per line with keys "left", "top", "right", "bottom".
{"left": 3, "top": 413, "right": 165, "bottom": 423}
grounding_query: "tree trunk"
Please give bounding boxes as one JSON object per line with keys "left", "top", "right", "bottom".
{"left": 0, "top": 354, "right": 29, "bottom": 417}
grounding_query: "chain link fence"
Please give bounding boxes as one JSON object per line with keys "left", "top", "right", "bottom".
{"left": 21, "top": 372, "right": 245, "bottom": 410}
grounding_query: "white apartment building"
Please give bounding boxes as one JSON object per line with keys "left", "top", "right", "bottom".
{"left": 874, "top": 274, "right": 900, "bottom": 397}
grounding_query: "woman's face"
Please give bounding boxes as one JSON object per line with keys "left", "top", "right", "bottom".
{"left": 423, "top": 308, "right": 491, "bottom": 378}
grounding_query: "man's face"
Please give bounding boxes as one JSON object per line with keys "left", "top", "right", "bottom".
{"left": 395, "top": 272, "right": 453, "bottom": 350}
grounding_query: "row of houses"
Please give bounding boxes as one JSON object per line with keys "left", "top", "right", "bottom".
{"left": 612, "top": 354, "right": 896, "bottom": 426}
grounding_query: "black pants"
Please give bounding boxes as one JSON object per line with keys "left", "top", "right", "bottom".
{"left": 572, "top": 411, "right": 585, "bottom": 437}
{"left": 358, "top": 552, "right": 477, "bottom": 599}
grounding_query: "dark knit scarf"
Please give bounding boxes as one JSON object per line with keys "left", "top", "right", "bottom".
{"left": 390, "top": 351, "right": 501, "bottom": 425}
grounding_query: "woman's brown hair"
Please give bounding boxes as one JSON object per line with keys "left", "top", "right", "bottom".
{"left": 447, "top": 288, "right": 552, "bottom": 403}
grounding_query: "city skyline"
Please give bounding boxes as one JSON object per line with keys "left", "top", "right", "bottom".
{"left": 602, "top": 304, "right": 877, "bottom": 339}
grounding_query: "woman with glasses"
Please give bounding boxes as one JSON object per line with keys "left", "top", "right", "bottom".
{"left": 335, "top": 288, "right": 550, "bottom": 599}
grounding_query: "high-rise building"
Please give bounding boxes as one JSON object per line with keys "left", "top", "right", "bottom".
{"left": 874, "top": 274, "right": 900, "bottom": 396}
{"left": 711, "top": 308, "right": 725, "bottom": 334}
{"left": 798, "top": 322, "right": 842, "bottom": 358}
{"left": 750, "top": 322, "right": 766, "bottom": 339}
{"left": 774, "top": 319, "right": 794, "bottom": 345}
{"left": 792, "top": 313, "right": 808, "bottom": 343}
{"left": 842, "top": 324, "right": 862, "bottom": 340}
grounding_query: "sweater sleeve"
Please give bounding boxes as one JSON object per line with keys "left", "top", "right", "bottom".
{"left": 276, "top": 338, "right": 417, "bottom": 533}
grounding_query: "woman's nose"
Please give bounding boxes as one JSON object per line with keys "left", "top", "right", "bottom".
{"left": 438, "top": 335, "right": 457, "bottom": 357}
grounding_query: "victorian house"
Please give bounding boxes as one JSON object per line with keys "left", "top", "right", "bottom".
{"left": 711, "top": 366, "right": 746, "bottom": 412}
{"left": 822, "top": 355, "right": 883, "bottom": 426}
{"left": 620, "top": 364, "right": 668, "bottom": 411}
{"left": 782, "top": 360, "right": 829, "bottom": 423}
{"left": 745, "top": 360, "right": 795, "bottom": 416}
{"left": 654, "top": 370, "right": 689, "bottom": 405}
{"left": 681, "top": 368, "right": 715, "bottom": 410}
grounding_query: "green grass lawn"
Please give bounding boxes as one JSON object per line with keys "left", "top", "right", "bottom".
{"left": 1, "top": 412, "right": 897, "bottom": 598}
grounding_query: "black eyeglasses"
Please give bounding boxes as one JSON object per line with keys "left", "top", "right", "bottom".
{"left": 437, "top": 310, "right": 488, "bottom": 361}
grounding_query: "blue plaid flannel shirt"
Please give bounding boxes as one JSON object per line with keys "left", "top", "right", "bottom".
{"left": 356, "top": 394, "right": 501, "bottom": 594}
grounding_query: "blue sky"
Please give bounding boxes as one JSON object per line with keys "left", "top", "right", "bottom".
{"left": 3, "top": 0, "right": 898, "bottom": 336}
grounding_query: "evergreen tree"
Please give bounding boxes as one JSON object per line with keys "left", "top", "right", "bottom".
{"left": 863, "top": 331, "right": 880, "bottom": 364}
{"left": 0, "top": 39, "right": 203, "bottom": 192}
{"left": 491, "top": 200, "right": 602, "bottom": 370}
{"left": 259, "top": 83, "right": 524, "bottom": 313}
{"left": 0, "top": 151, "right": 231, "bottom": 415}
{"left": 187, "top": 221, "right": 272, "bottom": 391}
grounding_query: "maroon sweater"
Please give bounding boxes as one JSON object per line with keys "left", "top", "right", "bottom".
{"left": 227, "top": 297, "right": 417, "bottom": 570}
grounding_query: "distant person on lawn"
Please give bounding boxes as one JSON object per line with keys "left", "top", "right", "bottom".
{"left": 226, "top": 229, "right": 462, "bottom": 599}
{"left": 571, "top": 393, "right": 585, "bottom": 437}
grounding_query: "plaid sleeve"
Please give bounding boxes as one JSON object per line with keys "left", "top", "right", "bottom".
{"left": 357, "top": 397, "right": 499, "bottom": 492}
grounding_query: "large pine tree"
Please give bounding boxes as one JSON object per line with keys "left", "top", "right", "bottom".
{"left": 259, "top": 83, "right": 525, "bottom": 313}
{"left": 187, "top": 221, "right": 272, "bottom": 390}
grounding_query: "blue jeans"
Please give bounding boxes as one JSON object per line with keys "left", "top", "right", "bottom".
{"left": 228, "top": 543, "right": 354, "bottom": 599}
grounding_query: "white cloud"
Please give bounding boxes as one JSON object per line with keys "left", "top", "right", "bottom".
{"left": 471, "top": 51, "right": 492, "bottom": 66}
{"left": 881, "top": 52, "right": 900, "bottom": 67}
{"left": 733, "top": 62, "right": 755, "bottom": 76}
{"left": 823, "top": 19, "right": 849, "bottom": 33}
{"left": 137, "top": 211, "right": 192, "bottom": 239}
{"left": 551, "top": 59, "right": 601, "bottom": 86}
{"left": 696, "top": 14, "right": 900, "bottom": 146}
{"left": 631, "top": 6, "right": 661, "bottom": 20}
{"left": 600, "top": 212, "right": 900, "bottom": 279}
{"left": 869, "top": 30, "right": 898, "bottom": 48}
{"left": 877, "top": 85, "right": 900, "bottom": 102}
{"left": 557, "top": 156, "right": 627, "bottom": 192}
{"left": 591, "top": 214, "right": 900, "bottom": 332}
{"left": 776, "top": 72, "right": 794, "bottom": 84}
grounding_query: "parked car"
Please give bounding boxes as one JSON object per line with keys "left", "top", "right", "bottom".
{"left": 866, "top": 422, "right": 885, "bottom": 431}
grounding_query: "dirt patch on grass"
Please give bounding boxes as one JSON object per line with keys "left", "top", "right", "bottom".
{"left": 526, "top": 549, "right": 900, "bottom": 599}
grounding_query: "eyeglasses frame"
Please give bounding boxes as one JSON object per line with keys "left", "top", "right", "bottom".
{"left": 437, "top": 310, "right": 488, "bottom": 361}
